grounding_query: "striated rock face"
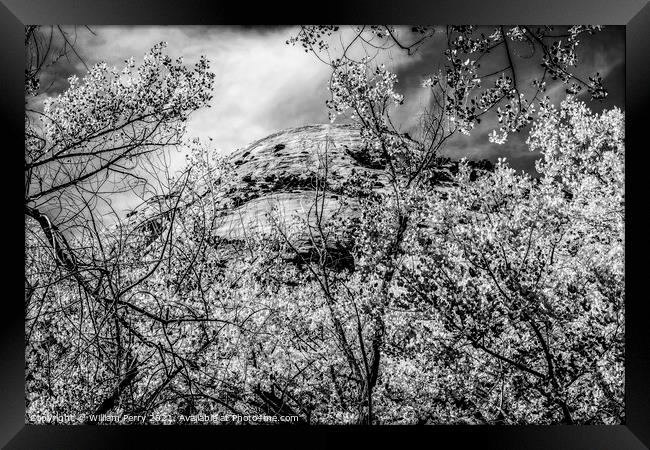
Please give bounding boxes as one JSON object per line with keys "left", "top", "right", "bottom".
{"left": 211, "top": 123, "right": 387, "bottom": 243}
{"left": 126, "top": 123, "right": 490, "bottom": 270}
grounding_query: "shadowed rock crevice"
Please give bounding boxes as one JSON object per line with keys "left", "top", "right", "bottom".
{"left": 343, "top": 146, "right": 387, "bottom": 170}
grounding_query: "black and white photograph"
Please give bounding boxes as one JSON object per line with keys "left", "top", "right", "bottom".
{"left": 24, "top": 25, "right": 625, "bottom": 425}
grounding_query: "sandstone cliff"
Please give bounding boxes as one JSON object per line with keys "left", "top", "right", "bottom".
{"left": 125, "top": 123, "right": 491, "bottom": 270}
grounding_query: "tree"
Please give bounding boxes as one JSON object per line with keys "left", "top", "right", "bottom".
{"left": 396, "top": 98, "right": 624, "bottom": 424}
{"left": 269, "top": 26, "right": 624, "bottom": 424}
{"left": 25, "top": 27, "right": 220, "bottom": 422}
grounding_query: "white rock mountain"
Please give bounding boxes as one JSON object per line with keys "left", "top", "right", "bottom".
{"left": 124, "top": 123, "right": 492, "bottom": 270}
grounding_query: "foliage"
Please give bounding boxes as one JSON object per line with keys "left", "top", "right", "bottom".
{"left": 395, "top": 98, "right": 624, "bottom": 423}
{"left": 25, "top": 26, "right": 624, "bottom": 425}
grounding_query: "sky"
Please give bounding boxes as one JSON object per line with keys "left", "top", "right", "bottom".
{"left": 30, "top": 25, "right": 625, "bottom": 218}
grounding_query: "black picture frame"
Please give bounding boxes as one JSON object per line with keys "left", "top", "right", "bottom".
{"left": 2, "top": 1, "right": 648, "bottom": 448}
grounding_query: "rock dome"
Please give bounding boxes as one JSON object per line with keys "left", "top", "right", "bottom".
{"left": 126, "top": 123, "right": 488, "bottom": 270}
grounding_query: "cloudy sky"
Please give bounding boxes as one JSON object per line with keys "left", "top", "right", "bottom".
{"left": 31, "top": 25, "right": 624, "bottom": 217}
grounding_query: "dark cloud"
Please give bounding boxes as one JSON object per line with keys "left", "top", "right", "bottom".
{"left": 392, "top": 26, "right": 624, "bottom": 171}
